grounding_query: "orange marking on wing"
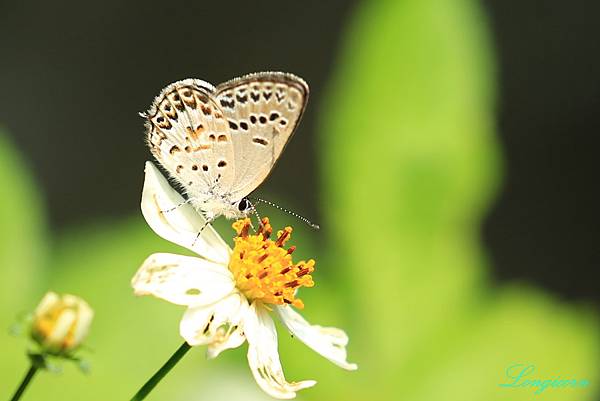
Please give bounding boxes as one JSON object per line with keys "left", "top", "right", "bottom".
{"left": 186, "top": 126, "right": 196, "bottom": 139}
{"left": 186, "top": 125, "right": 205, "bottom": 141}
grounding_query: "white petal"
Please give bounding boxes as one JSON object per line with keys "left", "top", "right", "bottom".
{"left": 34, "top": 292, "right": 60, "bottom": 318}
{"left": 142, "top": 161, "right": 230, "bottom": 264}
{"left": 180, "top": 292, "right": 247, "bottom": 347}
{"left": 244, "top": 302, "right": 316, "bottom": 399}
{"left": 132, "top": 253, "right": 234, "bottom": 306}
{"left": 275, "top": 305, "right": 357, "bottom": 370}
{"left": 70, "top": 297, "right": 94, "bottom": 347}
{"left": 48, "top": 309, "right": 76, "bottom": 346}
{"left": 206, "top": 325, "right": 246, "bottom": 359}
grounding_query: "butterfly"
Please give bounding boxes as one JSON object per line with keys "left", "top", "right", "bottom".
{"left": 143, "top": 72, "right": 309, "bottom": 223}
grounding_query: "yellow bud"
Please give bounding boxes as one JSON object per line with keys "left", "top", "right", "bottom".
{"left": 30, "top": 292, "right": 93, "bottom": 355}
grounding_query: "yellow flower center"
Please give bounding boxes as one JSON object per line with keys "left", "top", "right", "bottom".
{"left": 229, "top": 218, "right": 315, "bottom": 309}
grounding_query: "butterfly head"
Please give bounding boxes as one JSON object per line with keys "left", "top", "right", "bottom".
{"left": 235, "top": 198, "right": 253, "bottom": 214}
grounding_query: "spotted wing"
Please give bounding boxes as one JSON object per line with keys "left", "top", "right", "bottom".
{"left": 212, "top": 72, "right": 309, "bottom": 200}
{"left": 145, "top": 79, "right": 235, "bottom": 204}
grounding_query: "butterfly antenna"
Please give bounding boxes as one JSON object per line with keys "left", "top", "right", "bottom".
{"left": 250, "top": 197, "right": 320, "bottom": 230}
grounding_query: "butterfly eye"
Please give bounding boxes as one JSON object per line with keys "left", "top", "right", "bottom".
{"left": 237, "top": 198, "right": 251, "bottom": 212}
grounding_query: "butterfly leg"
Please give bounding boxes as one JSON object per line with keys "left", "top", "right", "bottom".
{"left": 191, "top": 217, "right": 213, "bottom": 247}
{"left": 160, "top": 197, "right": 193, "bottom": 214}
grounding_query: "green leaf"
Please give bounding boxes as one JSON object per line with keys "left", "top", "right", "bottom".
{"left": 0, "top": 131, "right": 48, "bottom": 398}
{"left": 318, "top": 1, "right": 599, "bottom": 400}
{"left": 25, "top": 216, "right": 189, "bottom": 400}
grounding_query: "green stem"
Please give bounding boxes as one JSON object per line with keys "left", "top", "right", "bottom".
{"left": 129, "top": 342, "right": 191, "bottom": 401}
{"left": 10, "top": 364, "right": 39, "bottom": 401}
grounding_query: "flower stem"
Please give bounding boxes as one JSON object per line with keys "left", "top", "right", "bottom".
{"left": 130, "top": 342, "right": 191, "bottom": 401}
{"left": 10, "top": 364, "right": 39, "bottom": 401}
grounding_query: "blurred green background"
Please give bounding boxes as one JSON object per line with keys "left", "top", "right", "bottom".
{"left": 1, "top": 1, "right": 598, "bottom": 400}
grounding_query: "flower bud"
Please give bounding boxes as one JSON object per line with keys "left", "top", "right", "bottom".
{"left": 30, "top": 292, "right": 93, "bottom": 355}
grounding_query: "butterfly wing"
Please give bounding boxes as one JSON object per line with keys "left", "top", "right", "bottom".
{"left": 145, "top": 79, "right": 236, "bottom": 204}
{"left": 212, "top": 72, "right": 309, "bottom": 201}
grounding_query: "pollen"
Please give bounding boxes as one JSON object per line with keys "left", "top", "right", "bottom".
{"left": 229, "top": 218, "right": 315, "bottom": 309}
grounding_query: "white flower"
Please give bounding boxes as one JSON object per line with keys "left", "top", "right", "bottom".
{"left": 132, "top": 162, "right": 357, "bottom": 399}
{"left": 31, "top": 292, "right": 94, "bottom": 355}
